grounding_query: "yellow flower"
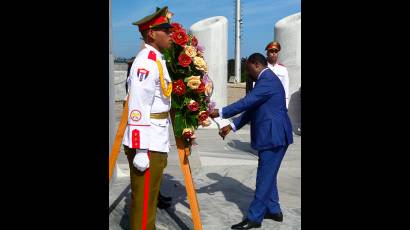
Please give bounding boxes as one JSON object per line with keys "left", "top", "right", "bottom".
{"left": 184, "top": 45, "right": 197, "bottom": 58}
{"left": 186, "top": 76, "right": 201, "bottom": 90}
{"left": 200, "top": 118, "right": 212, "bottom": 127}
{"left": 182, "top": 128, "right": 194, "bottom": 138}
{"left": 193, "top": 56, "right": 207, "bottom": 72}
{"left": 205, "top": 81, "right": 213, "bottom": 96}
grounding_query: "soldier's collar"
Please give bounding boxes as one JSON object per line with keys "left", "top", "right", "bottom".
{"left": 145, "top": 44, "right": 164, "bottom": 60}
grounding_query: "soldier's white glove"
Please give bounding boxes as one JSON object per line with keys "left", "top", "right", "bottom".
{"left": 133, "top": 150, "right": 150, "bottom": 172}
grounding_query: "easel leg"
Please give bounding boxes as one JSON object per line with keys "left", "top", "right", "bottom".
{"left": 176, "top": 138, "right": 203, "bottom": 230}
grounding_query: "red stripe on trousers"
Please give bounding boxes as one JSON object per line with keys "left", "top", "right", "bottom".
{"left": 141, "top": 151, "right": 151, "bottom": 230}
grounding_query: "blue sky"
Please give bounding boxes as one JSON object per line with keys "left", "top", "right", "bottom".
{"left": 112, "top": 0, "right": 300, "bottom": 59}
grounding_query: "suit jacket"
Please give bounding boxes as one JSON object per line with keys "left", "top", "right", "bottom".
{"left": 222, "top": 68, "right": 293, "bottom": 150}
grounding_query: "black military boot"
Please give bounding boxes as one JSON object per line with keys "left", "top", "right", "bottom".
{"left": 158, "top": 192, "right": 172, "bottom": 202}
{"left": 157, "top": 192, "right": 171, "bottom": 209}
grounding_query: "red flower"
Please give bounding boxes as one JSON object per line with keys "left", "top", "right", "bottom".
{"left": 171, "top": 23, "right": 184, "bottom": 32}
{"left": 195, "top": 82, "right": 205, "bottom": 93}
{"left": 172, "top": 79, "right": 186, "bottom": 96}
{"left": 182, "top": 128, "right": 194, "bottom": 139}
{"left": 187, "top": 100, "right": 199, "bottom": 112}
{"left": 178, "top": 53, "right": 192, "bottom": 67}
{"left": 191, "top": 36, "right": 198, "bottom": 47}
{"left": 198, "top": 111, "right": 209, "bottom": 122}
{"left": 172, "top": 30, "right": 189, "bottom": 46}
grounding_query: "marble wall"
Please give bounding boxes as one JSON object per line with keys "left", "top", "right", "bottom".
{"left": 190, "top": 16, "right": 228, "bottom": 111}
{"left": 275, "top": 12, "right": 301, "bottom": 134}
{"left": 190, "top": 16, "right": 229, "bottom": 129}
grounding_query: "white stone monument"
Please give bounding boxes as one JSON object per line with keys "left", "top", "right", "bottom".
{"left": 190, "top": 16, "right": 229, "bottom": 129}
{"left": 275, "top": 12, "right": 301, "bottom": 134}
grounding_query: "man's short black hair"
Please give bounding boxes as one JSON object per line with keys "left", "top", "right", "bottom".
{"left": 247, "top": 53, "right": 267, "bottom": 66}
{"left": 141, "top": 30, "right": 149, "bottom": 42}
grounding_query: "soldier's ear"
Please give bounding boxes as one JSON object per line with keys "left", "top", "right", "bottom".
{"left": 147, "top": 29, "right": 156, "bottom": 41}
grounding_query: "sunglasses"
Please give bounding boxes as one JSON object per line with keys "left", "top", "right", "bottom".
{"left": 152, "top": 27, "right": 172, "bottom": 34}
{"left": 269, "top": 49, "right": 279, "bottom": 53}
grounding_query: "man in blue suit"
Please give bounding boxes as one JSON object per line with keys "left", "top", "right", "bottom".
{"left": 209, "top": 53, "right": 293, "bottom": 229}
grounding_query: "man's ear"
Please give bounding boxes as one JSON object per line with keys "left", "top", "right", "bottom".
{"left": 147, "top": 29, "right": 156, "bottom": 41}
{"left": 254, "top": 62, "right": 260, "bottom": 69}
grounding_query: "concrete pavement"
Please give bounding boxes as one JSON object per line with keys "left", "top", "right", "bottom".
{"left": 109, "top": 84, "right": 301, "bottom": 230}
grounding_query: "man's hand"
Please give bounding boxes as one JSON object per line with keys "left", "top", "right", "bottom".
{"left": 209, "top": 109, "right": 220, "bottom": 118}
{"left": 219, "top": 124, "right": 232, "bottom": 140}
{"left": 133, "top": 150, "right": 150, "bottom": 172}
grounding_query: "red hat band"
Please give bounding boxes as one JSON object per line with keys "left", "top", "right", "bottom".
{"left": 138, "top": 16, "right": 168, "bottom": 31}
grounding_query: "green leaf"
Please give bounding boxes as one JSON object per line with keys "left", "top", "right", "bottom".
{"left": 186, "top": 111, "right": 199, "bottom": 129}
{"left": 191, "top": 67, "right": 202, "bottom": 76}
{"left": 183, "top": 97, "right": 191, "bottom": 106}
{"left": 200, "top": 103, "right": 207, "bottom": 112}
{"left": 171, "top": 95, "right": 183, "bottom": 109}
{"left": 173, "top": 111, "right": 185, "bottom": 137}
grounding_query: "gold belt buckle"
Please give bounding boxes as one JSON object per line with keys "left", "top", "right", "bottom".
{"left": 150, "top": 112, "right": 169, "bottom": 119}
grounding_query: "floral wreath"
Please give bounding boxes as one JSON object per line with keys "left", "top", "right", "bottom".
{"left": 163, "top": 22, "right": 215, "bottom": 146}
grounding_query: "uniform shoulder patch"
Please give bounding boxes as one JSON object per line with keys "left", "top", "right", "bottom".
{"left": 137, "top": 68, "right": 150, "bottom": 81}
{"left": 148, "top": 51, "right": 156, "bottom": 61}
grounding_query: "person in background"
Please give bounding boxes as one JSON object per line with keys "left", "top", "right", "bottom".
{"left": 265, "top": 41, "right": 289, "bottom": 108}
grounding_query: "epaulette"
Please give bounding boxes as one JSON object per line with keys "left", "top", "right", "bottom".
{"left": 278, "top": 63, "right": 285, "bottom": 67}
{"left": 148, "top": 50, "right": 157, "bottom": 61}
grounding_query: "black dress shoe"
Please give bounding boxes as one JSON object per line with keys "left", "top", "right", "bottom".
{"left": 158, "top": 192, "right": 172, "bottom": 202}
{"left": 264, "top": 212, "right": 283, "bottom": 222}
{"left": 157, "top": 198, "right": 171, "bottom": 209}
{"left": 231, "top": 219, "right": 261, "bottom": 229}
